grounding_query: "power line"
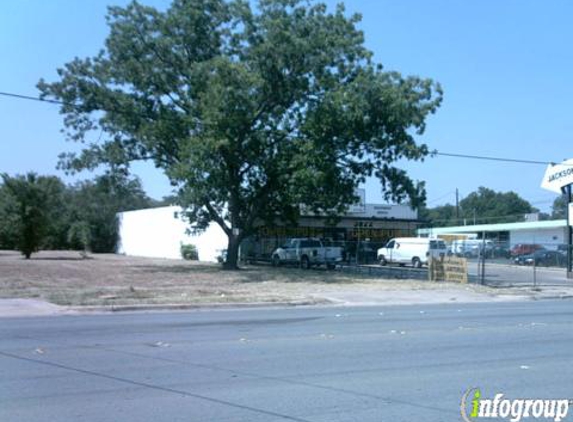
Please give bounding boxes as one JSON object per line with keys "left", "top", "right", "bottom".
{"left": 432, "top": 150, "right": 559, "bottom": 166}
{"left": 0, "top": 90, "right": 569, "bottom": 168}
{"left": 426, "top": 190, "right": 456, "bottom": 205}
{"left": 0, "top": 91, "right": 66, "bottom": 106}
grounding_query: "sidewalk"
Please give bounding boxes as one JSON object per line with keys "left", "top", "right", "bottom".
{"left": 2, "top": 285, "right": 573, "bottom": 317}
{"left": 0, "top": 299, "right": 77, "bottom": 317}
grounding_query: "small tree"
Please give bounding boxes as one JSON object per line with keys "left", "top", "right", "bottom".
{"left": 1, "top": 173, "right": 50, "bottom": 259}
{"left": 180, "top": 243, "right": 199, "bottom": 260}
{"left": 67, "top": 221, "right": 92, "bottom": 257}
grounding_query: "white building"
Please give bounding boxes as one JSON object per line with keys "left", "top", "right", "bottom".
{"left": 418, "top": 220, "right": 568, "bottom": 250}
{"left": 117, "top": 206, "right": 228, "bottom": 262}
{"left": 117, "top": 201, "right": 420, "bottom": 262}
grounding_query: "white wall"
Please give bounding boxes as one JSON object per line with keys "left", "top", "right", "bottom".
{"left": 510, "top": 227, "right": 567, "bottom": 250}
{"left": 117, "top": 206, "right": 228, "bottom": 262}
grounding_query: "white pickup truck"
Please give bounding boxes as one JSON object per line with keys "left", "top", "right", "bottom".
{"left": 271, "top": 238, "right": 343, "bottom": 270}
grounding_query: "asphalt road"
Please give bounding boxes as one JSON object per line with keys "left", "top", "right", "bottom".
{"left": 359, "top": 259, "right": 571, "bottom": 286}
{"left": 2, "top": 301, "right": 573, "bottom": 422}
{"left": 466, "top": 260, "right": 569, "bottom": 286}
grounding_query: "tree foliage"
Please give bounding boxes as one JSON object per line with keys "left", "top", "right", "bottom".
{"left": 0, "top": 184, "right": 19, "bottom": 249}
{"left": 68, "top": 172, "right": 153, "bottom": 253}
{"left": 460, "top": 187, "right": 535, "bottom": 224}
{"left": 418, "top": 204, "right": 459, "bottom": 228}
{"left": 551, "top": 195, "right": 567, "bottom": 219}
{"left": 421, "top": 187, "right": 536, "bottom": 227}
{"left": 38, "top": 0, "right": 442, "bottom": 268}
{"left": 1, "top": 173, "right": 52, "bottom": 258}
{"left": 0, "top": 172, "right": 154, "bottom": 254}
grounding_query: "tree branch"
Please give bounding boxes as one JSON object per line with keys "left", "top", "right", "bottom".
{"left": 204, "top": 201, "right": 231, "bottom": 236}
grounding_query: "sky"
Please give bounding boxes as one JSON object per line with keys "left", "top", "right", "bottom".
{"left": 1, "top": 0, "right": 572, "bottom": 213}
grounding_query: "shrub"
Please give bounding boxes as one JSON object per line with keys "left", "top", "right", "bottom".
{"left": 180, "top": 244, "right": 199, "bottom": 260}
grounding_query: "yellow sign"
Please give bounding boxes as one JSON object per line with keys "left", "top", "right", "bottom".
{"left": 429, "top": 256, "right": 468, "bottom": 283}
{"left": 437, "top": 234, "right": 472, "bottom": 242}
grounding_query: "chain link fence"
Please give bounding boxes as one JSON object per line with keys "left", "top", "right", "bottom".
{"left": 454, "top": 240, "right": 571, "bottom": 287}
{"left": 239, "top": 235, "right": 573, "bottom": 286}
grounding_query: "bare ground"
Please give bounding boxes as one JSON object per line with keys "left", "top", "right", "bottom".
{"left": 0, "top": 250, "right": 524, "bottom": 307}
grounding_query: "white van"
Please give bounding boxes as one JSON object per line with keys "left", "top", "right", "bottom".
{"left": 377, "top": 237, "right": 447, "bottom": 268}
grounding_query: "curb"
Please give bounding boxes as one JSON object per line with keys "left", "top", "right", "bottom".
{"left": 68, "top": 299, "right": 331, "bottom": 314}
{"left": 530, "top": 294, "right": 573, "bottom": 301}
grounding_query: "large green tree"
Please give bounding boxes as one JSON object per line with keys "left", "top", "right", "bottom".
{"left": 38, "top": 0, "right": 442, "bottom": 269}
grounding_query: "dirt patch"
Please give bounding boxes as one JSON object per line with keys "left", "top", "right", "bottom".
{"left": 0, "top": 250, "right": 523, "bottom": 307}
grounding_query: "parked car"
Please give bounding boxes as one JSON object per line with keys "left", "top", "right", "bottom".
{"left": 271, "top": 238, "right": 344, "bottom": 269}
{"left": 489, "top": 244, "right": 511, "bottom": 259}
{"left": 450, "top": 239, "right": 494, "bottom": 258}
{"left": 377, "top": 238, "right": 448, "bottom": 268}
{"left": 513, "top": 249, "right": 567, "bottom": 267}
{"left": 343, "top": 242, "right": 378, "bottom": 264}
{"left": 510, "top": 244, "right": 543, "bottom": 257}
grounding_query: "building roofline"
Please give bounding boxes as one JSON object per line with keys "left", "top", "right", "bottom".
{"left": 418, "top": 219, "right": 567, "bottom": 236}
{"left": 299, "top": 215, "right": 421, "bottom": 223}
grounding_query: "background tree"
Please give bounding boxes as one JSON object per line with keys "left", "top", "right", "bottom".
{"left": 0, "top": 172, "right": 153, "bottom": 254}
{"left": 421, "top": 187, "right": 536, "bottom": 227}
{"left": 38, "top": 0, "right": 442, "bottom": 269}
{"left": 1, "top": 173, "right": 51, "bottom": 258}
{"left": 0, "top": 182, "right": 19, "bottom": 249}
{"left": 35, "top": 176, "right": 70, "bottom": 249}
{"left": 67, "top": 221, "right": 92, "bottom": 256}
{"left": 551, "top": 195, "right": 567, "bottom": 219}
{"left": 418, "top": 204, "right": 459, "bottom": 228}
{"left": 459, "top": 187, "right": 535, "bottom": 225}
{"left": 69, "top": 172, "right": 153, "bottom": 253}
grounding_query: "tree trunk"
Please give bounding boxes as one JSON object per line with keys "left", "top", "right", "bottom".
{"left": 223, "top": 234, "right": 240, "bottom": 270}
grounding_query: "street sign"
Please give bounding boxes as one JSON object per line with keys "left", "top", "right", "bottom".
{"left": 541, "top": 158, "right": 573, "bottom": 194}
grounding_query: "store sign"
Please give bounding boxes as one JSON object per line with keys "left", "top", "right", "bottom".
{"left": 541, "top": 159, "right": 573, "bottom": 193}
{"left": 429, "top": 256, "right": 468, "bottom": 283}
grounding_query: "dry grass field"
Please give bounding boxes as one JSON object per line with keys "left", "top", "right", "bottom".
{"left": 0, "top": 250, "right": 510, "bottom": 307}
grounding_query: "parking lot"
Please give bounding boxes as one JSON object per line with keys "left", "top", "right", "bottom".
{"left": 353, "top": 257, "right": 571, "bottom": 287}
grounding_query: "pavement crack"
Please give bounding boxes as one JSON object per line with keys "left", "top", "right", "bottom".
{"left": 0, "top": 350, "right": 315, "bottom": 422}
{"left": 98, "top": 346, "right": 456, "bottom": 416}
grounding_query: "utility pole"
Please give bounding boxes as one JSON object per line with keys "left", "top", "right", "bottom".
{"left": 480, "top": 231, "right": 486, "bottom": 285}
{"left": 566, "top": 185, "right": 573, "bottom": 279}
{"left": 456, "top": 188, "right": 460, "bottom": 222}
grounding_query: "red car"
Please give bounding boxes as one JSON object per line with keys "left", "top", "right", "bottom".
{"left": 510, "top": 243, "right": 543, "bottom": 257}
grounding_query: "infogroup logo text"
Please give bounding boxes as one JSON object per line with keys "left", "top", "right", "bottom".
{"left": 461, "top": 388, "right": 570, "bottom": 422}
